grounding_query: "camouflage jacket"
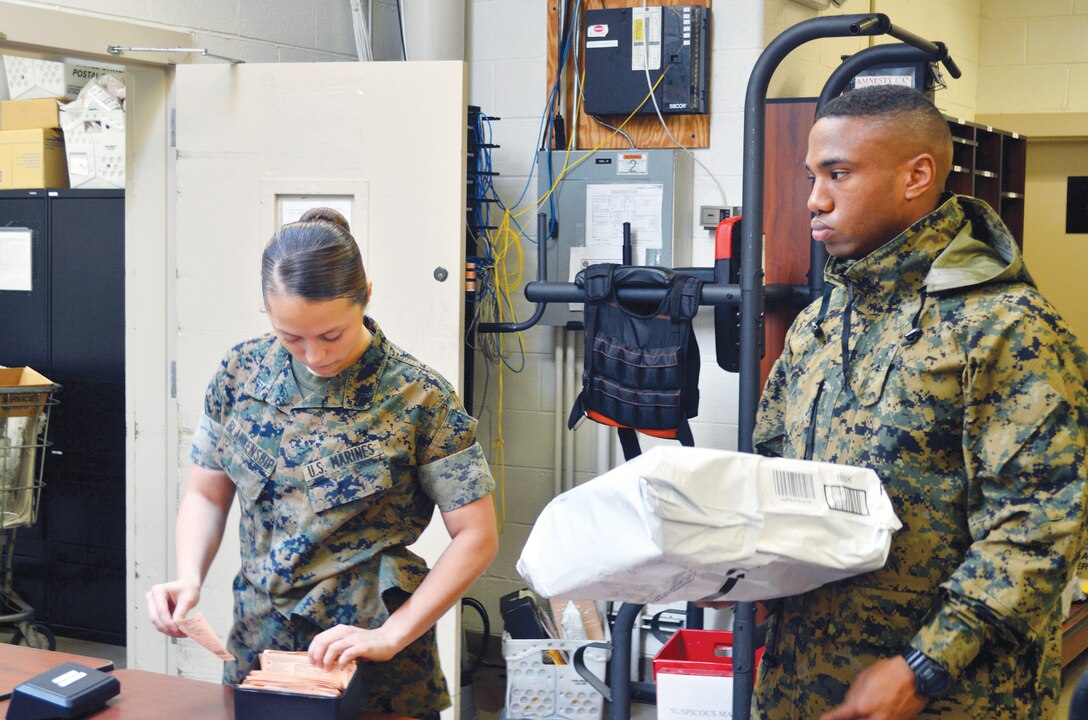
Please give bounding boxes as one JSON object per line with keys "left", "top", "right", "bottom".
{"left": 752, "top": 195, "right": 1088, "bottom": 719}
{"left": 191, "top": 318, "right": 494, "bottom": 715}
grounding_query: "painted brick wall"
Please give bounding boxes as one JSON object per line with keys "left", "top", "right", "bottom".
{"left": 464, "top": 0, "right": 767, "bottom": 635}
{"left": 978, "top": 0, "right": 1088, "bottom": 115}
{"left": 764, "top": 0, "right": 981, "bottom": 120}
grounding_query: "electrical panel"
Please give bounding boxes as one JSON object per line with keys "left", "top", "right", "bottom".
{"left": 537, "top": 149, "right": 693, "bottom": 326}
{"left": 582, "top": 5, "right": 710, "bottom": 116}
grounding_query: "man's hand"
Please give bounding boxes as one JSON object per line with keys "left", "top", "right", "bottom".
{"left": 820, "top": 656, "right": 927, "bottom": 720}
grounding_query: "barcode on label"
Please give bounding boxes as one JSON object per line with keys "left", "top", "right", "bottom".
{"left": 825, "top": 485, "right": 869, "bottom": 516}
{"left": 772, "top": 469, "right": 816, "bottom": 503}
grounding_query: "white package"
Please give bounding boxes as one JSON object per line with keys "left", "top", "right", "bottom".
{"left": 517, "top": 446, "right": 902, "bottom": 603}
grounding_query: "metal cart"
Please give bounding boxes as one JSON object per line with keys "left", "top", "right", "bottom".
{"left": 0, "top": 373, "right": 59, "bottom": 650}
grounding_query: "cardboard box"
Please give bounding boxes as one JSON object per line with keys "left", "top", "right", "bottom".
{"left": 65, "top": 64, "right": 126, "bottom": 101}
{"left": 652, "top": 630, "right": 764, "bottom": 720}
{"left": 656, "top": 672, "right": 736, "bottom": 720}
{"left": 0, "top": 128, "right": 68, "bottom": 189}
{"left": 233, "top": 661, "right": 363, "bottom": 720}
{"left": 0, "top": 367, "right": 56, "bottom": 419}
{"left": 60, "top": 107, "right": 124, "bottom": 189}
{"left": 0, "top": 98, "right": 60, "bottom": 131}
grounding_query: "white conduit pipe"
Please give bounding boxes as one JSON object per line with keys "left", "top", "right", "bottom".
{"left": 553, "top": 327, "right": 564, "bottom": 499}
{"left": 399, "top": 0, "right": 465, "bottom": 61}
{"left": 596, "top": 424, "right": 611, "bottom": 477}
{"left": 564, "top": 329, "right": 577, "bottom": 492}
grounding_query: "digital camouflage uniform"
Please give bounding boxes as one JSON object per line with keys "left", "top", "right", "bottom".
{"left": 190, "top": 318, "right": 494, "bottom": 718}
{"left": 752, "top": 195, "right": 1088, "bottom": 719}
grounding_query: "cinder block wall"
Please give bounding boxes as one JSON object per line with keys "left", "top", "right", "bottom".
{"left": 977, "top": 1, "right": 1088, "bottom": 115}
{"left": 764, "top": 0, "right": 981, "bottom": 120}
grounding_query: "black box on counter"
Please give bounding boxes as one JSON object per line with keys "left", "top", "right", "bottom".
{"left": 233, "top": 661, "right": 364, "bottom": 720}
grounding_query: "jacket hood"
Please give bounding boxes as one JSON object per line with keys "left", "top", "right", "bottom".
{"left": 924, "top": 195, "right": 1034, "bottom": 293}
{"left": 813, "top": 195, "right": 1036, "bottom": 351}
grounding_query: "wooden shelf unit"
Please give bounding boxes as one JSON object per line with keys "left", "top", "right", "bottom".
{"left": 945, "top": 117, "right": 1027, "bottom": 247}
{"left": 1064, "top": 601, "right": 1088, "bottom": 668}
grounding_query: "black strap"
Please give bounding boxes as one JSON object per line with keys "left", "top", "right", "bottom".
{"left": 903, "top": 288, "right": 928, "bottom": 345}
{"left": 617, "top": 420, "right": 694, "bottom": 462}
{"left": 676, "top": 418, "right": 695, "bottom": 447}
{"left": 618, "top": 427, "right": 641, "bottom": 461}
{"left": 567, "top": 392, "right": 586, "bottom": 431}
{"left": 811, "top": 284, "right": 834, "bottom": 340}
{"left": 583, "top": 264, "right": 613, "bottom": 302}
{"left": 677, "top": 276, "right": 702, "bottom": 320}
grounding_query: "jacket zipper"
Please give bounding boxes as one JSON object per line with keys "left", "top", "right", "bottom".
{"left": 841, "top": 281, "right": 855, "bottom": 387}
{"left": 804, "top": 380, "right": 824, "bottom": 461}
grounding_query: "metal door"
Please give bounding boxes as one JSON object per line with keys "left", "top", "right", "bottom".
{"left": 171, "top": 61, "right": 468, "bottom": 699}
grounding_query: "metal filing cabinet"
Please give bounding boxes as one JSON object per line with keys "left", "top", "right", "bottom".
{"left": 0, "top": 189, "right": 125, "bottom": 645}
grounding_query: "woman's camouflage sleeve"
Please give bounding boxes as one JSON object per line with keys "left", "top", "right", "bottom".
{"left": 417, "top": 398, "right": 495, "bottom": 513}
{"left": 189, "top": 354, "right": 233, "bottom": 470}
{"left": 911, "top": 301, "right": 1088, "bottom": 676}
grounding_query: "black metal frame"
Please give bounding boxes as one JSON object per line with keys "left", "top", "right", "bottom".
{"left": 478, "top": 13, "right": 960, "bottom": 720}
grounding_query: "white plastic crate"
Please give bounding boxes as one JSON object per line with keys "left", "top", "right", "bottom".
{"left": 503, "top": 634, "right": 609, "bottom": 720}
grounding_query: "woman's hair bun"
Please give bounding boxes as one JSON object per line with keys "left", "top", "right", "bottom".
{"left": 299, "top": 206, "right": 351, "bottom": 233}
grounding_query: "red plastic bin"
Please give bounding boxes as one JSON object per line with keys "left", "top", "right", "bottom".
{"left": 652, "top": 629, "right": 764, "bottom": 680}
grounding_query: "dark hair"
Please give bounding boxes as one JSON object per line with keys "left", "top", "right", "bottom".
{"left": 816, "top": 84, "right": 952, "bottom": 149}
{"left": 261, "top": 207, "right": 368, "bottom": 305}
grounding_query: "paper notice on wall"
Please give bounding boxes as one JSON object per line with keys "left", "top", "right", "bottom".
{"left": 585, "top": 183, "right": 664, "bottom": 265}
{"left": 279, "top": 196, "right": 354, "bottom": 227}
{"left": 0, "top": 228, "right": 32, "bottom": 291}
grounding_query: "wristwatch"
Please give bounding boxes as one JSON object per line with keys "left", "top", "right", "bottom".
{"left": 902, "top": 647, "right": 953, "bottom": 699}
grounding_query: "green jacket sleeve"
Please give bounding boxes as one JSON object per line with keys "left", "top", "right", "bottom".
{"left": 913, "top": 305, "right": 1088, "bottom": 676}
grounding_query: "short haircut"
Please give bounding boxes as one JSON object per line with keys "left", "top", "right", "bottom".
{"left": 816, "top": 84, "right": 952, "bottom": 157}
{"left": 261, "top": 207, "right": 368, "bottom": 306}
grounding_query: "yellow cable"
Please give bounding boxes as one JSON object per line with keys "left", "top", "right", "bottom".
{"left": 482, "top": 64, "right": 669, "bottom": 532}
{"left": 514, "top": 66, "right": 670, "bottom": 222}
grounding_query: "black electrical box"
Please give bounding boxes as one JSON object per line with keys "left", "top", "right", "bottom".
{"left": 583, "top": 5, "right": 709, "bottom": 116}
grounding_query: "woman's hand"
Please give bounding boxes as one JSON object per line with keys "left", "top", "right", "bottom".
{"left": 308, "top": 624, "right": 401, "bottom": 670}
{"left": 148, "top": 465, "right": 234, "bottom": 638}
{"left": 146, "top": 580, "right": 201, "bottom": 638}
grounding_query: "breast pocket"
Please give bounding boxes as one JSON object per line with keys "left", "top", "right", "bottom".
{"left": 216, "top": 433, "right": 273, "bottom": 505}
{"left": 302, "top": 441, "right": 394, "bottom": 513}
{"left": 852, "top": 342, "right": 899, "bottom": 408}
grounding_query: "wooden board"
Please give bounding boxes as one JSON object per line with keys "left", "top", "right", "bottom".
{"left": 0, "top": 643, "right": 114, "bottom": 699}
{"left": 547, "top": 0, "right": 711, "bottom": 150}
{"left": 762, "top": 99, "right": 817, "bottom": 386}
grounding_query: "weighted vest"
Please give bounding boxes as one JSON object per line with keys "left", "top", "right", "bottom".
{"left": 568, "top": 264, "right": 702, "bottom": 460}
